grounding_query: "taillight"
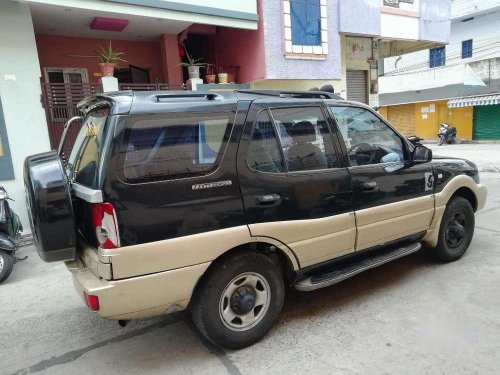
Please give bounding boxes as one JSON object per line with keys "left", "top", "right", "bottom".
{"left": 92, "top": 202, "right": 120, "bottom": 249}
{"left": 84, "top": 292, "right": 100, "bottom": 311}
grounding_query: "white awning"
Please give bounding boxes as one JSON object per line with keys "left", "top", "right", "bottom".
{"left": 448, "top": 94, "right": 500, "bottom": 108}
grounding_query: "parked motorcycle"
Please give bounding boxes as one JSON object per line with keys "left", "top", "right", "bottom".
{"left": 438, "top": 123, "right": 457, "bottom": 146}
{"left": 0, "top": 187, "right": 24, "bottom": 283}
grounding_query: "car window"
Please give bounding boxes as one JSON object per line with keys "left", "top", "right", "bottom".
{"left": 119, "top": 112, "right": 232, "bottom": 183}
{"left": 329, "top": 106, "right": 406, "bottom": 166}
{"left": 69, "top": 108, "right": 109, "bottom": 188}
{"left": 247, "top": 111, "right": 286, "bottom": 174}
{"left": 270, "top": 107, "right": 338, "bottom": 172}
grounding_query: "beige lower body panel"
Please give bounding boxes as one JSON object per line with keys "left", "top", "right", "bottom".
{"left": 249, "top": 213, "right": 356, "bottom": 267}
{"left": 101, "top": 226, "right": 251, "bottom": 279}
{"left": 355, "top": 195, "right": 434, "bottom": 251}
{"left": 66, "top": 259, "right": 210, "bottom": 319}
{"left": 421, "top": 205, "right": 446, "bottom": 248}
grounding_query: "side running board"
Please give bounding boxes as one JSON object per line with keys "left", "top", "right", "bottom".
{"left": 295, "top": 242, "right": 421, "bottom": 292}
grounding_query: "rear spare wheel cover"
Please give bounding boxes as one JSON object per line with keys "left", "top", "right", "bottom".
{"left": 24, "top": 150, "right": 76, "bottom": 262}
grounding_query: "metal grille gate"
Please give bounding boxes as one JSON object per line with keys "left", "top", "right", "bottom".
{"left": 41, "top": 82, "right": 188, "bottom": 153}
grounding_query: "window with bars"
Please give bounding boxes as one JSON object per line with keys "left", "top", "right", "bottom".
{"left": 429, "top": 47, "right": 445, "bottom": 68}
{"left": 290, "top": 0, "right": 321, "bottom": 46}
{"left": 462, "top": 39, "right": 473, "bottom": 59}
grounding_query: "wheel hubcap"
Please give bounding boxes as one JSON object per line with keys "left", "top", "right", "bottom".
{"left": 445, "top": 213, "right": 466, "bottom": 248}
{"left": 219, "top": 272, "right": 270, "bottom": 332}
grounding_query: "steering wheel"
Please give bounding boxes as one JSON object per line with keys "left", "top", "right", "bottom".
{"left": 347, "top": 143, "right": 377, "bottom": 165}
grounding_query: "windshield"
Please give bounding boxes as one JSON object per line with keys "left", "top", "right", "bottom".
{"left": 68, "top": 108, "right": 109, "bottom": 188}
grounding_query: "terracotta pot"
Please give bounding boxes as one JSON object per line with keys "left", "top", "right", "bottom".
{"left": 99, "top": 63, "right": 116, "bottom": 77}
{"left": 205, "top": 74, "right": 216, "bottom": 84}
{"left": 218, "top": 72, "right": 228, "bottom": 84}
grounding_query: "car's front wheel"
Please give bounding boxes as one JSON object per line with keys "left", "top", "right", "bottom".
{"left": 190, "top": 252, "right": 285, "bottom": 349}
{"left": 431, "top": 196, "right": 475, "bottom": 262}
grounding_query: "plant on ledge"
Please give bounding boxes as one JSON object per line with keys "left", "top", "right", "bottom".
{"left": 179, "top": 48, "right": 207, "bottom": 80}
{"left": 96, "top": 41, "right": 126, "bottom": 77}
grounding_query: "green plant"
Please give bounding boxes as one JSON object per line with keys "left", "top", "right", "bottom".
{"left": 96, "top": 41, "right": 126, "bottom": 65}
{"left": 179, "top": 48, "right": 207, "bottom": 68}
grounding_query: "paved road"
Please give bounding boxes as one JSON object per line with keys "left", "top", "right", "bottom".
{"left": 2, "top": 152, "right": 500, "bottom": 374}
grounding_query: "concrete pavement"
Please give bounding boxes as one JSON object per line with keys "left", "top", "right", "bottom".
{"left": 1, "top": 158, "right": 500, "bottom": 374}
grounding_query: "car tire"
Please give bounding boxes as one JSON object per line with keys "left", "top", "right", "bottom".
{"left": 190, "top": 251, "right": 285, "bottom": 349}
{"left": 0, "top": 250, "right": 14, "bottom": 283}
{"left": 431, "top": 197, "right": 475, "bottom": 262}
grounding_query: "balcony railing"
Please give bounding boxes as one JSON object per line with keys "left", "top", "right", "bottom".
{"left": 41, "top": 82, "right": 188, "bottom": 151}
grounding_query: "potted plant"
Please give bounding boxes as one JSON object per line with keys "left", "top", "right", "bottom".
{"left": 205, "top": 64, "right": 216, "bottom": 84}
{"left": 96, "top": 41, "right": 126, "bottom": 77}
{"left": 180, "top": 49, "right": 206, "bottom": 80}
{"left": 217, "top": 67, "right": 228, "bottom": 84}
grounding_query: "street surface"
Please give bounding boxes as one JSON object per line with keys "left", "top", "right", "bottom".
{"left": 1, "top": 145, "right": 500, "bottom": 374}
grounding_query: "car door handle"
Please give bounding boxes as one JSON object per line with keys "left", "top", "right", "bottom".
{"left": 361, "top": 181, "right": 378, "bottom": 192}
{"left": 256, "top": 194, "right": 281, "bottom": 205}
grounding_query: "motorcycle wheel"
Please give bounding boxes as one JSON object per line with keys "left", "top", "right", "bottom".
{"left": 0, "top": 250, "right": 14, "bottom": 283}
{"left": 438, "top": 137, "right": 444, "bottom": 146}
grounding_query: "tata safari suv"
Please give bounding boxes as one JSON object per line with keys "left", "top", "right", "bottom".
{"left": 24, "top": 90, "right": 487, "bottom": 349}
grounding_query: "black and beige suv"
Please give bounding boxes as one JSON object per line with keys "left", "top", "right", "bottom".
{"left": 24, "top": 90, "right": 487, "bottom": 349}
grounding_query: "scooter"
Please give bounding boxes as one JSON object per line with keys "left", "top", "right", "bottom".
{"left": 438, "top": 123, "right": 457, "bottom": 146}
{"left": 0, "top": 187, "right": 25, "bottom": 283}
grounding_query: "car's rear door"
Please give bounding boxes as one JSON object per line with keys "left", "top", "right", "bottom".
{"left": 326, "top": 102, "right": 434, "bottom": 251}
{"left": 237, "top": 98, "right": 355, "bottom": 268}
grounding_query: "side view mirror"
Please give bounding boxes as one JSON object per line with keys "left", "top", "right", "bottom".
{"left": 407, "top": 135, "right": 423, "bottom": 146}
{"left": 412, "top": 145, "right": 432, "bottom": 164}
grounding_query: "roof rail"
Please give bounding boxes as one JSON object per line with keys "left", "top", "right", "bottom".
{"left": 155, "top": 92, "right": 220, "bottom": 101}
{"left": 236, "top": 89, "right": 344, "bottom": 100}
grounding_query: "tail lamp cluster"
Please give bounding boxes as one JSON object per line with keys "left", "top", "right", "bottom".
{"left": 92, "top": 202, "right": 120, "bottom": 249}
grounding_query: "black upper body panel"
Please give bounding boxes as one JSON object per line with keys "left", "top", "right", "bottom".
{"left": 431, "top": 155, "right": 480, "bottom": 192}
{"left": 72, "top": 90, "right": 480, "bottom": 248}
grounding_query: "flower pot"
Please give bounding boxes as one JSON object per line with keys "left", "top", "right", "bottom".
{"left": 187, "top": 65, "right": 201, "bottom": 79}
{"left": 205, "top": 74, "right": 216, "bottom": 84}
{"left": 99, "top": 63, "right": 116, "bottom": 77}
{"left": 218, "top": 72, "right": 228, "bottom": 84}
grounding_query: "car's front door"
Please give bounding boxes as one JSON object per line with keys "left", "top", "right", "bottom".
{"left": 237, "top": 98, "right": 355, "bottom": 268}
{"left": 327, "top": 104, "right": 435, "bottom": 251}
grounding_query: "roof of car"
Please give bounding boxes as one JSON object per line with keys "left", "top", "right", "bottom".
{"left": 77, "top": 89, "right": 350, "bottom": 116}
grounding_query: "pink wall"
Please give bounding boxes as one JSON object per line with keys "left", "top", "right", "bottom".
{"left": 215, "top": 0, "right": 265, "bottom": 83}
{"left": 35, "top": 34, "right": 164, "bottom": 83}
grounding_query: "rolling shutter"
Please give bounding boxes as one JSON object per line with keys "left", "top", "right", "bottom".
{"left": 346, "top": 70, "right": 368, "bottom": 104}
{"left": 473, "top": 105, "right": 500, "bottom": 140}
{"left": 387, "top": 104, "right": 415, "bottom": 136}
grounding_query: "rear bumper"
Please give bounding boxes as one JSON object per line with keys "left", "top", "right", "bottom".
{"left": 66, "top": 259, "right": 210, "bottom": 319}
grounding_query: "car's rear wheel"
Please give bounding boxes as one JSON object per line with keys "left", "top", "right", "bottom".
{"left": 431, "top": 197, "right": 475, "bottom": 262}
{"left": 0, "top": 250, "right": 14, "bottom": 283}
{"left": 190, "top": 252, "right": 285, "bottom": 349}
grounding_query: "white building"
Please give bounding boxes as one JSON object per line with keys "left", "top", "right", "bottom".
{"left": 379, "top": 0, "right": 500, "bottom": 141}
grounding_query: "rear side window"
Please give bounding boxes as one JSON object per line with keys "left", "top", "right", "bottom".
{"left": 69, "top": 108, "right": 109, "bottom": 188}
{"left": 270, "top": 107, "right": 339, "bottom": 172}
{"left": 247, "top": 111, "right": 285, "bottom": 173}
{"left": 119, "top": 112, "right": 233, "bottom": 183}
